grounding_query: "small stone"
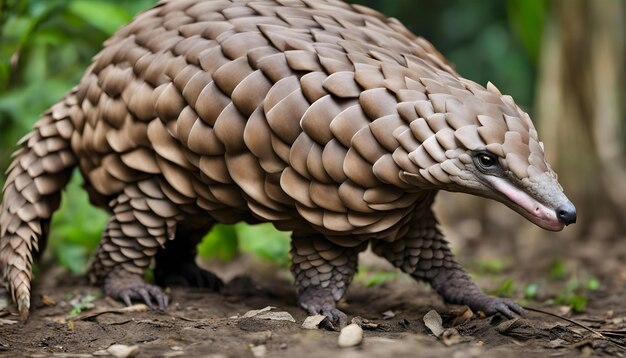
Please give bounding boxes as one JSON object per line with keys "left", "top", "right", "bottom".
{"left": 106, "top": 344, "right": 139, "bottom": 358}
{"left": 250, "top": 344, "right": 266, "bottom": 357}
{"left": 338, "top": 323, "right": 363, "bottom": 348}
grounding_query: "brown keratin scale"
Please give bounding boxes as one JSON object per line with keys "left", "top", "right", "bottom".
{"left": 0, "top": 0, "right": 576, "bottom": 324}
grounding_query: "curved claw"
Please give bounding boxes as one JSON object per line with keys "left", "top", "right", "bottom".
{"left": 105, "top": 274, "right": 169, "bottom": 310}
{"left": 472, "top": 296, "right": 524, "bottom": 319}
{"left": 116, "top": 284, "right": 168, "bottom": 310}
{"left": 299, "top": 287, "right": 348, "bottom": 328}
{"left": 306, "top": 304, "right": 348, "bottom": 328}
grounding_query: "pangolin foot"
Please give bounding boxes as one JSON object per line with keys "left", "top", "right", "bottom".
{"left": 298, "top": 287, "right": 347, "bottom": 327}
{"left": 105, "top": 274, "right": 168, "bottom": 310}
{"left": 465, "top": 294, "right": 524, "bottom": 319}
{"left": 155, "top": 262, "right": 223, "bottom": 291}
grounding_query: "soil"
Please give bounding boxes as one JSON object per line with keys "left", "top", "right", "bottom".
{"left": 1, "top": 195, "right": 625, "bottom": 358}
{"left": 0, "top": 254, "right": 624, "bottom": 358}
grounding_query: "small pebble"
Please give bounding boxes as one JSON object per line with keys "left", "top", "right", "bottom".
{"left": 107, "top": 344, "right": 139, "bottom": 358}
{"left": 250, "top": 344, "right": 267, "bottom": 357}
{"left": 338, "top": 323, "right": 363, "bottom": 348}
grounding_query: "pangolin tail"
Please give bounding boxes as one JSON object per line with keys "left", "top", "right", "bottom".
{"left": 0, "top": 92, "right": 78, "bottom": 319}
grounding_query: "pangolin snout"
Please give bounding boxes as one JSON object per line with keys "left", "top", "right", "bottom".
{"left": 556, "top": 202, "right": 577, "bottom": 225}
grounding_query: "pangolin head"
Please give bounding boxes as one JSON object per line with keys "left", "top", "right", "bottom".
{"left": 398, "top": 79, "right": 576, "bottom": 231}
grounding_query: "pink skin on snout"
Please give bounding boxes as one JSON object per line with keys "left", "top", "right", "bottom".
{"left": 486, "top": 176, "right": 565, "bottom": 231}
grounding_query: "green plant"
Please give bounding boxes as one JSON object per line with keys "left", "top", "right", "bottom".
{"left": 66, "top": 293, "right": 97, "bottom": 317}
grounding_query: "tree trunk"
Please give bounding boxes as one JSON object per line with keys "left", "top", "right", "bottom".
{"left": 536, "top": 0, "right": 626, "bottom": 239}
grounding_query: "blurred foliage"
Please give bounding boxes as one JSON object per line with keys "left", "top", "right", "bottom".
{"left": 0, "top": 1, "right": 545, "bottom": 273}
{"left": 0, "top": 0, "right": 157, "bottom": 272}
{"left": 348, "top": 0, "right": 546, "bottom": 109}
{"left": 354, "top": 265, "right": 398, "bottom": 287}
{"left": 492, "top": 277, "right": 516, "bottom": 297}
{"left": 198, "top": 223, "right": 291, "bottom": 267}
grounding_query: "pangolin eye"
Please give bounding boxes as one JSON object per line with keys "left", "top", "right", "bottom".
{"left": 473, "top": 152, "right": 500, "bottom": 174}
{"left": 478, "top": 154, "right": 495, "bottom": 167}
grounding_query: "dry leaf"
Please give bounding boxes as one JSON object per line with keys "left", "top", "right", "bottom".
{"left": 302, "top": 315, "right": 329, "bottom": 330}
{"left": 441, "top": 328, "right": 463, "bottom": 346}
{"left": 243, "top": 306, "right": 295, "bottom": 322}
{"left": 451, "top": 307, "right": 474, "bottom": 327}
{"left": 424, "top": 310, "right": 444, "bottom": 337}
{"left": 243, "top": 306, "right": 275, "bottom": 318}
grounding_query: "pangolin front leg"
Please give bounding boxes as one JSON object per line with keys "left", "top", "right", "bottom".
{"left": 89, "top": 180, "right": 182, "bottom": 309}
{"left": 154, "top": 224, "right": 223, "bottom": 291}
{"left": 372, "top": 209, "right": 523, "bottom": 319}
{"left": 291, "top": 235, "right": 366, "bottom": 327}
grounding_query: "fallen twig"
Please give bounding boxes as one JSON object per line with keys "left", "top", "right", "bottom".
{"left": 523, "top": 306, "right": 626, "bottom": 351}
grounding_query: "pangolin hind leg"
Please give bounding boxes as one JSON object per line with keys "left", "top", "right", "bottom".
{"left": 154, "top": 223, "right": 223, "bottom": 291}
{"left": 372, "top": 209, "right": 523, "bottom": 318}
{"left": 89, "top": 180, "right": 182, "bottom": 309}
{"left": 290, "top": 235, "right": 367, "bottom": 326}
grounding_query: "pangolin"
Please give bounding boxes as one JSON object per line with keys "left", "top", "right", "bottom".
{"left": 0, "top": 0, "right": 576, "bottom": 323}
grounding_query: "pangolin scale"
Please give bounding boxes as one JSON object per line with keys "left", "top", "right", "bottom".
{"left": 0, "top": 0, "right": 576, "bottom": 322}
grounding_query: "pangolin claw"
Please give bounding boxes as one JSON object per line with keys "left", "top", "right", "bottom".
{"left": 306, "top": 305, "right": 348, "bottom": 328}
{"left": 117, "top": 283, "right": 169, "bottom": 310}
{"left": 470, "top": 295, "right": 524, "bottom": 319}
{"left": 105, "top": 274, "right": 169, "bottom": 310}
{"left": 298, "top": 287, "right": 348, "bottom": 328}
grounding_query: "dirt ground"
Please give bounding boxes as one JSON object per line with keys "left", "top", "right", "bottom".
{"left": 0, "top": 251, "right": 625, "bottom": 358}
{"left": 1, "top": 195, "right": 625, "bottom": 358}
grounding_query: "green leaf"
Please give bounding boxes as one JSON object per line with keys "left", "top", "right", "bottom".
{"left": 549, "top": 259, "right": 567, "bottom": 280}
{"left": 586, "top": 278, "right": 600, "bottom": 291}
{"left": 569, "top": 295, "right": 588, "bottom": 313}
{"left": 67, "top": 293, "right": 97, "bottom": 318}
